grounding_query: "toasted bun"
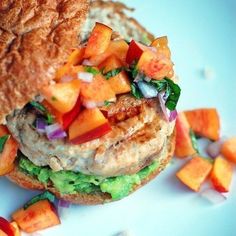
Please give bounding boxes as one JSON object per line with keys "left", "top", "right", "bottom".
{"left": 7, "top": 130, "right": 175, "bottom": 205}
{"left": 0, "top": 0, "right": 89, "bottom": 124}
{"left": 81, "top": 0, "right": 154, "bottom": 42}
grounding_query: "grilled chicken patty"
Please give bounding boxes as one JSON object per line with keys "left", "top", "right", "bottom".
{"left": 7, "top": 95, "right": 174, "bottom": 177}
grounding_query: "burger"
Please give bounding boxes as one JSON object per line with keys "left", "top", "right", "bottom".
{"left": 0, "top": 0, "right": 180, "bottom": 205}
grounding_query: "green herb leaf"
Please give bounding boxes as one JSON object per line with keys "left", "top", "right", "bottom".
{"left": 104, "top": 100, "right": 111, "bottom": 107}
{"left": 0, "top": 135, "right": 10, "bottom": 153}
{"left": 46, "top": 113, "right": 54, "bottom": 124}
{"left": 23, "top": 191, "right": 55, "bottom": 210}
{"left": 131, "top": 83, "right": 143, "bottom": 99}
{"left": 189, "top": 129, "right": 199, "bottom": 153}
{"left": 102, "top": 67, "right": 123, "bottom": 80}
{"left": 30, "top": 101, "right": 46, "bottom": 113}
{"left": 125, "top": 61, "right": 138, "bottom": 79}
{"left": 85, "top": 66, "right": 100, "bottom": 75}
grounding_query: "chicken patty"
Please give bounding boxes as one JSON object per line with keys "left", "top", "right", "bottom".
{"left": 7, "top": 95, "right": 175, "bottom": 177}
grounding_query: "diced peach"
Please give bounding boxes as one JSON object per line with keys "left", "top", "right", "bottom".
{"left": 210, "top": 156, "right": 233, "bottom": 192}
{"left": 151, "top": 36, "right": 171, "bottom": 59}
{"left": 10, "top": 222, "right": 20, "bottom": 236}
{"left": 0, "top": 125, "right": 18, "bottom": 176}
{"left": 221, "top": 137, "right": 236, "bottom": 163}
{"left": 184, "top": 108, "right": 220, "bottom": 141}
{"left": 55, "top": 64, "right": 71, "bottom": 81}
{"left": 137, "top": 50, "right": 173, "bottom": 80}
{"left": 0, "top": 217, "right": 15, "bottom": 236}
{"left": 99, "top": 55, "right": 131, "bottom": 94}
{"left": 126, "top": 40, "right": 147, "bottom": 64}
{"left": 175, "top": 112, "right": 196, "bottom": 158}
{"left": 84, "top": 22, "right": 112, "bottom": 58}
{"left": 12, "top": 200, "right": 60, "bottom": 233}
{"left": 41, "top": 80, "right": 80, "bottom": 114}
{"left": 176, "top": 156, "right": 212, "bottom": 192}
{"left": 80, "top": 73, "right": 116, "bottom": 107}
{"left": 69, "top": 108, "right": 111, "bottom": 143}
{"left": 89, "top": 40, "right": 129, "bottom": 66}
{"left": 67, "top": 47, "right": 85, "bottom": 66}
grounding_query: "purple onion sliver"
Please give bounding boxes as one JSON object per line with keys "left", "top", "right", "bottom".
{"left": 158, "top": 92, "right": 169, "bottom": 121}
{"left": 169, "top": 110, "right": 178, "bottom": 122}
{"left": 206, "top": 137, "right": 226, "bottom": 158}
{"left": 45, "top": 123, "right": 67, "bottom": 140}
{"left": 36, "top": 118, "right": 47, "bottom": 133}
{"left": 58, "top": 199, "right": 71, "bottom": 208}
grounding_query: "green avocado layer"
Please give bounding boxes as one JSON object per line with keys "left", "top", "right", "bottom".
{"left": 19, "top": 157, "right": 160, "bottom": 200}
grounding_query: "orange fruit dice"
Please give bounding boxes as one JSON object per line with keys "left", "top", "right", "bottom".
{"left": 41, "top": 80, "right": 80, "bottom": 114}
{"left": 221, "top": 137, "right": 236, "bottom": 163}
{"left": 151, "top": 36, "right": 171, "bottom": 59}
{"left": 210, "top": 156, "right": 233, "bottom": 192}
{"left": 176, "top": 156, "right": 212, "bottom": 192}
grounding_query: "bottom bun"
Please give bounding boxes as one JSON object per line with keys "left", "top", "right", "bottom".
{"left": 7, "top": 130, "right": 175, "bottom": 205}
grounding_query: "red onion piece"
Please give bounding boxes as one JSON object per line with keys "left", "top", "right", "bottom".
{"left": 169, "top": 110, "right": 178, "bottom": 122}
{"left": 36, "top": 118, "right": 47, "bottom": 134}
{"left": 61, "top": 75, "right": 73, "bottom": 83}
{"left": 77, "top": 72, "right": 93, "bottom": 83}
{"left": 206, "top": 138, "right": 226, "bottom": 158}
{"left": 57, "top": 200, "right": 71, "bottom": 219}
{"left": 82, "top": 59, "right": 93, "bottom": 66}
{"left": 45, "top": 123, "right": 67, "bottom": 140}
{"left": 200, "top": 188, "right": 226, "bottom": 204}
{"left": 137, "top": 81, "right": 158, "bottom": 98}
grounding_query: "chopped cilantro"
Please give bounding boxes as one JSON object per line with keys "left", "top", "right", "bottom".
{"left": 131, "top": 83, "right": 143, "bottom": 99}
{"left": 46, "top": 113, "right": 54, "bottom": 124}
{"left": 102, "top": 67, "right": 123, "bottom": 80}
{"left": 189, "top": 129, "right": 199, "bottom": 153}
{"left": 104, "top": 100, "right": 112, "bottom": 107}
{"left": 0, "top": 135, "right": 10, "bottom": 153}
{"left": 30, "top": 101, "right": 46, "bottom": 113}
{"left": 85, "top": 66, "right": 100, "bottom": 75}
{"left": 23, "top": 191, "right": 55, "bottom": 210}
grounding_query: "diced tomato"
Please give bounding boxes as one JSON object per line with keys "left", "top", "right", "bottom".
{"left": 137, "top": 50, "right": 172, "bottom": 80}
{"left": 41, "top": 80, "right": 80, "bottom": 114}
{"left": 99, "top": 55, "right": 131, "bottom": 94}
{"left": 80, "top": 73, "right": 116, "bottom": 108}
{"left": 12, "top": 200, "right": 60, "bottom": 233}
{"left": 184, "top": 108, "right": 220, "bottom": 141}
{"left": 126, "top": 40, "right": 147, "bottom": 64}
{"left": 69, "top": 108, "right": 111, "bottom": 144}
{"left": 176, "top": 156, "right": 212, "bottom": 192}
{"left": 210, "top": 156, "right": 233, "bottom": 192}
{"left": 175, "top": 112, "right": 196, "bottom": 158}
{"left": 0, "top": 217, "right": 15, "bottom": 236}
{"left": 0, "top": 125, "right": 18, "bottom": 176}
{"left": 89, "top": 40, "right": 129, "bottom": 66}
{"left": 84, "top": 22, "right": 112, "bottom": 58}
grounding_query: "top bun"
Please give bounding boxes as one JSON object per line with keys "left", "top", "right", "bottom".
{"left": 0, "top": 0, "right": 89, "bottom": 124}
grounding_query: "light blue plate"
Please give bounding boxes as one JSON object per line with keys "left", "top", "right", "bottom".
{"left": 1, "top": 1, "right": 236, "bottom": 235}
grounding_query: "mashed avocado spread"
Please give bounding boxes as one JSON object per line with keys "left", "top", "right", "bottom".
{"left": 19, "top": 157, "right": 160, "bottom": 200}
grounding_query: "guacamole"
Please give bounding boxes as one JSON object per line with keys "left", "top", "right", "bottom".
{"left": 19, "top": 157, "right": 160, "bottom": 200}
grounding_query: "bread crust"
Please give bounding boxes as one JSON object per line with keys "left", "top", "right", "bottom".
{"left": 0, "top": 0, "right": 89, "bottom": 124}
{"left": 7, "top": 130, "right": 175, "bottom": 205}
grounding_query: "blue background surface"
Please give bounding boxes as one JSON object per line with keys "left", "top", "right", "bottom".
{"left": 1, "top": 1, "right": 236, "bottom": 235}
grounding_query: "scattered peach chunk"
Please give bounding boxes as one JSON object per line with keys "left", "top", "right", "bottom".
{"left": 69, "top": 108, "right": 111, "bottom": 144}
{"left": 12, "top": 200, "right": 60, "bottom": 233}
{"left": 99, "top": 55, "right": 131, "bottom": 94}
{"left": 126, "top": 40, "right": 147, "bottom": 64}
{"left": 10, "top": 222, "right": 20, "bottom": 236}
{"left": 221, "top": 137, "right": 236, "bottom": 163}
{"left": 89, "top": 40, "right": 129, "bottom": 66}
{"left": 84, "top": 22, "right": 112, "bottom": 58}
{"left": 175, "top": 112, "right": 196, "bottom": 158}
{"left": 176, "top": 156, "right": 212, "bottom": 192}
{"left": 210, "top": 156, "right": 233, "bottom": 192}
{"left": 67, "top": 47, "right": 85, "bottom": 66}
{"left": 80, "top": 73, "right": 116, "bottom": 107}
{"left": 137, "top": 50, "right": 172, "bottom": 80}
{"left": 150, "top": 36, "right": 171, "bottom": 58}
{"left": 184, "top": 108, "right": 220, "bottom": 141}
{"left": 41, "top": 80, "right": 80, "bottom": 114}
{"left": 0, "top": 125, "right": 18, "bottom": 176}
